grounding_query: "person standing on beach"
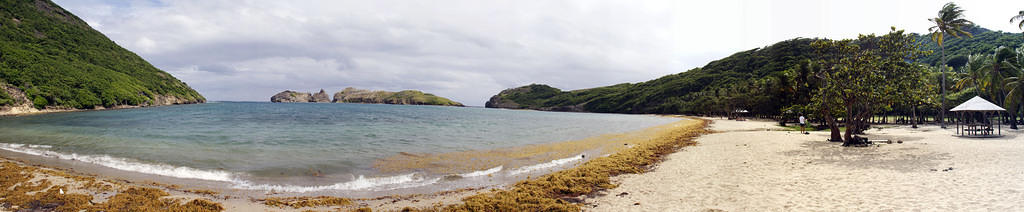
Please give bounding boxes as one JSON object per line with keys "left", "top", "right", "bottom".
{"left": 799, "top": 115, "right": 807, "bottom": 134}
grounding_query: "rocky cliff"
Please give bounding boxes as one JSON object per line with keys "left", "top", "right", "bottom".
{"left": 270, "top": 88, "right": 462, "bottom": 106}
{"left": 312, "top": 89, "right": 331, "bottom": 103}
{"left": 270, "top": 90, "right": 313, "bottom": 102}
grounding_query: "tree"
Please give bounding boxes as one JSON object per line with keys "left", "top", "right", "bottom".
{"left": 1004, "top": 47, "right": 1024, "bottom": 129}
{"left": 812, "top": 28, "right": 931, "bottom": 146}
{"left": 955, "top": 54, "right": 991, "bottom": 97}
{"left": 1006, "top": 72, "right": 1024, "bottom": 129}
{"left": 1012, "top": 11, "right": 1024, "bottom": 36}
{"left": 929, "top": 2, "right": 974, "bottom": 128}
{"left": 988, "top": 47, "right": 1018, "bottom": 107}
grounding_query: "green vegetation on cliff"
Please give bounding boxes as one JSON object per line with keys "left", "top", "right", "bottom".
{"left": 332, "top": 87, "right": 463, "bottom": 106}
{"left": 0, "top": 0, "right": 204, "bottom": 109}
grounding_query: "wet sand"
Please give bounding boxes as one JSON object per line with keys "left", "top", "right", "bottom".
{"left": 584, "top": 119, "right": 1024, "bottom": 211}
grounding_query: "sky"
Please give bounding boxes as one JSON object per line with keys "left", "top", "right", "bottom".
{"left": 53, "top": 0, "right": 1023, "bottom": 106}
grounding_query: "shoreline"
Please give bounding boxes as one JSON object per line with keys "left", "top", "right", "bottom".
{"left": 0, "top": 116, "right": 704, "bottom": 211}
{"left": 0, "top": 102, "right": 204, "bottom": 117}
{"left": 585, "top": 119, "right": 1024, "bottom": 211}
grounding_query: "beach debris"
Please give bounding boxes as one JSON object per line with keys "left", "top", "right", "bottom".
{"left": 897, "top": 140, "right": 903, "bottom": 144}
{"left": 616, "top": 192, "right": 629, "bottom": 197}
{"left": 868, "top": 139, "right": 891, "bottom": 144}
{"left": 634, "top": 202, "right": 641, "bottom": 206}
{"left": 59, "top": 188, "right": 64, "bottom": 194}
{"left": 943, "top": 167, "right": 954, "bottom": 172}
{"left": 560, "top": 197, "right": 584, "bottom": 203}
{"left": 581, "top": 154, "right": 586, "bottom": 158}
{"left": 443, "top": 174, "right": 463, "bottom": 181}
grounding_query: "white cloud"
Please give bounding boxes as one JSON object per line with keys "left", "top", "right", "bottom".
{"left": 54, "top": 0, "right": 1023, "bottom": 105}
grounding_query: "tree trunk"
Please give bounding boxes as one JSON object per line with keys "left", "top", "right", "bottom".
{"left": 1012, "top": 105, "right": 1019, "bottom": 129}
{"left": 843, "top": 122, "right": 855, "bottom": 146}
{"left": 940, "top": 44, "right": 947, "bottom": 128}
{"left": 842, "top": 105, "right": 856, "bottom": 146}
{"left": 911, "top": 106, "right": 919, "bottom": 128}
{"left": 824, "top": 113, "right": 842, "bottom": 142}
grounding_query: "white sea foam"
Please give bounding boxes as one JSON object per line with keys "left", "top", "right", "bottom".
{"left": 508, "top": 154, "right": 584, "bottom": 175}
{"left": 232, "top": 173, "right": 441, "bottom": 192}
{"left": 0, "top": 143, "right": 235, "bottom": 182}
{"left": 459, "top": 166, "right": 503, "bottom": 177}
{"left": 0, "top": 143, "right": 447, "bottom": 192}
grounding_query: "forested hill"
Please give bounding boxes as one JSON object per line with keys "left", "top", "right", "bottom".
{"left": 915, "top": 25, "right": 1024, "bottom": 67}
{"left": 0, "top": 0, "right": 204, "bottom": 111}
{"left": 486, "top": 26, "right": 1022, "bottom": 115}
{"left": 486, "top": 38, "right": 818, "bottom": 114}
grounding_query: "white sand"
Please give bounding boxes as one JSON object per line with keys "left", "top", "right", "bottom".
{"left": 585, "top": 118, "right": 1024, "bottom": 211}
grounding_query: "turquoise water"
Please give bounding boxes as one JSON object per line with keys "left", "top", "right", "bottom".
{"left": 0, "top": 102, "right": 677, "bottom": 192}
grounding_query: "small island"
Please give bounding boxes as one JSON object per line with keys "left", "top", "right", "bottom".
{"left": 271, "top": 87, "right": 463, "bottom": 106}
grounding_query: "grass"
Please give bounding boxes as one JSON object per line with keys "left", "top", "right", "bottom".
{"left": 441, "top": 118, "right": 709, "bottom": 211}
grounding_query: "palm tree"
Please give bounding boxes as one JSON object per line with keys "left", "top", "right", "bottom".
{"left": 990, "top": 47, "right": 1018, "bottom": 102}
{"left": 1003, "top": 47, "right": 1024, "bottom": 129}
{"left": 1006, "top": 70, "right": 1024, "bottom": 129}
{"left": 929, "top": 2, "right": 974, "bottom": 128}
{"left": 956, "top": 54, "right": 991, "bottom": 96}
{"left": 1012, "top": 11, "right": 1024, "bottom": 36}
{"left": 990, "top": 47, "right": 1021, "bottom": 129}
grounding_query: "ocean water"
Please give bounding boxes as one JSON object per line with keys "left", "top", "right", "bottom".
{"left": 0, "top": 102, "right": 678, "bottom": 193}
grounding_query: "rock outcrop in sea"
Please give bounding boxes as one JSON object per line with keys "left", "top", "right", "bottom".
{"left": 271, "top": 88, "right": 463, "bottom": 106}
{"left": 270, "top": 90, "right": 313, "bottom": 102}
{"left": 312, "top": 89, "right": 331, "bottom": 103}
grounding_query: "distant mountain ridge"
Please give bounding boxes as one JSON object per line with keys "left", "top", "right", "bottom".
{"left": 271, "top": 87, "right": 464, "bottom": 106}
{"left": 0, "top": 0, "right": 205, "bottom": 115}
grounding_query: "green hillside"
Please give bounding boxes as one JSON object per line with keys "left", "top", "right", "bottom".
{"left": 915, "top": 25, "right": 1024, "bottom": 67}
{"left": 0, "top": 0, "right": 204, "bottom": 110}
{"left": 487, "top": 26, "right": 1023, "bottom": 116}
{"left": 486, "top": 38, "right": 818, "bottom": 114}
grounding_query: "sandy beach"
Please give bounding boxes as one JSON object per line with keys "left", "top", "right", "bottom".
{"left": 585, "top": 119, "right": 1024, "bottom": 211}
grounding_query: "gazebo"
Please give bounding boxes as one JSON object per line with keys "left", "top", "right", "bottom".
{"left": 950, "top": 96, "right": 1005, "bottom": 138}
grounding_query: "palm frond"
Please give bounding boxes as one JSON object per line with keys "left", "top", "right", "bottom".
{"left": 1011, "top": 11, "right": 1024, "bottom": 27}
